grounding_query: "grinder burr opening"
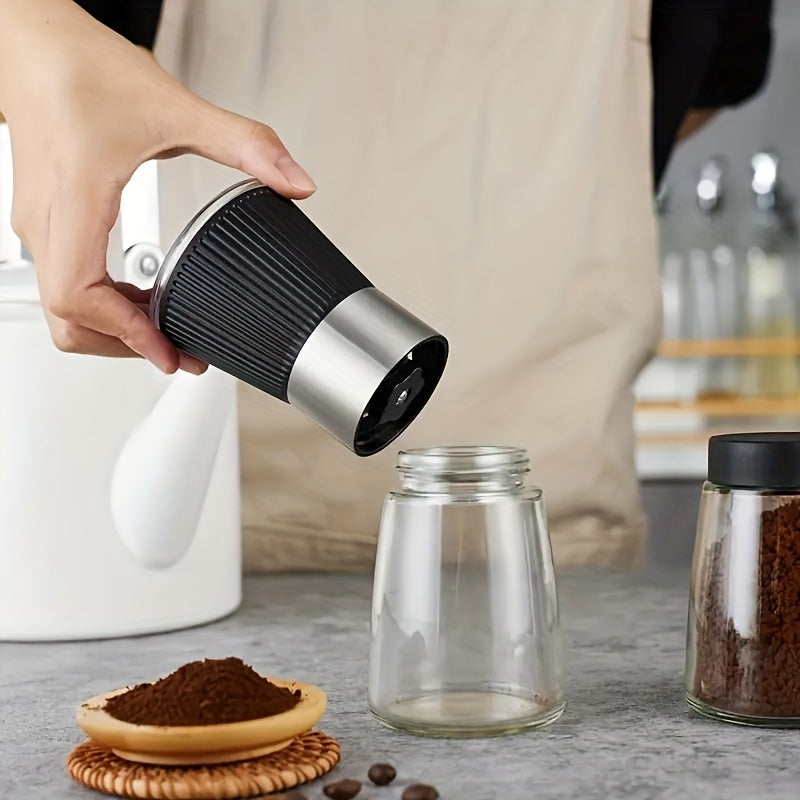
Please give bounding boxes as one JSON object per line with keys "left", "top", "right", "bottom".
{"left": 354, "top": 337, "right": 447, "bottom": 456}
{"left": 149, "top": 179, "right": 449, "bottom": 456}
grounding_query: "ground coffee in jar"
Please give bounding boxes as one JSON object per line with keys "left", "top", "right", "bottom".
{"left": 104, "top": 657, "right": 301, "bottom": 726}
{"left": 686, "top": 433, "right": 800, "bottom": 725}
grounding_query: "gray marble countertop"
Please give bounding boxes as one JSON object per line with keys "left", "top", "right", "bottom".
{"left": 2, "top": 568, "right": 799, "bottom": 800}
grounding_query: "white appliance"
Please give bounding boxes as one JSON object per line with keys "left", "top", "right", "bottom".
{"left": 0, "top": 124, "right": 242, "bottom": 640}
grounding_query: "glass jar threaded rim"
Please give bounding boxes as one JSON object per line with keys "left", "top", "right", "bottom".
{"left": 396, "top": 445, "right": 532, "bottom": 495}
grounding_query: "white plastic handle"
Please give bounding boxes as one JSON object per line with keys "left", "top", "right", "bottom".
{"left": 108, "top": 159, "right": 163, "bottom": 287}
{"left": 120, "top": 159, "right": 161, "bottom": 253}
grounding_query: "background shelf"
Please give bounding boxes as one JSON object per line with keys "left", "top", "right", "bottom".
{"left": 636, "top": 396, "right": 800, "bottom": 416}
{"left": 657, "top": 339, "right": 800, "bottom": 357}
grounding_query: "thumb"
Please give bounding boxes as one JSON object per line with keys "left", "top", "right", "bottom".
{"left": 175, "top": 100, "right": 316, "bottom": 199}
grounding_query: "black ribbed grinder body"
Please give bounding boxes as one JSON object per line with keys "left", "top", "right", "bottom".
{"left": 151, "top": 179, "right": 449, "bottom": 456}
{"left": 154, "top": 182, "right": 371, "bottom": 402}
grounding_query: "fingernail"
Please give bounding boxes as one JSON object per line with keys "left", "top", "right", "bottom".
{"left": 179, "top": 353, "right": 208, "bottom": 375}
{"left": 157, "top": 358, "right": 177, "bottom": 375}
{"left": 276, "top": 154, "right": 316, "bottom": 192}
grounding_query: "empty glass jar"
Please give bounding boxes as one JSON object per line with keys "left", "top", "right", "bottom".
{"left": 368, "top": 446, "right": 564, "bottom": 737}
{"left": 686, "top": 433, "right": 800, "bottom": 727}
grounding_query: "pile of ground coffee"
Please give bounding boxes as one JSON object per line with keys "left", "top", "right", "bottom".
{"left": 692, "top": 499, "right": 800, "bottom": 717}
{"left": 105, "top": 657, "right": 302, "bottom": 726}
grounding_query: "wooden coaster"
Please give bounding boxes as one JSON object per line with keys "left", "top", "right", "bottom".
{"left": 66, "top": 729, "right": 340, "bottom": 799}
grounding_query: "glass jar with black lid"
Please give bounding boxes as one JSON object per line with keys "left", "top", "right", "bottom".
{"left": 686, "top": 432, "right": 800, "bottom": 726}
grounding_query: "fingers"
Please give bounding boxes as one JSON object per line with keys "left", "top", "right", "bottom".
{"left": 173, "top": 100, "right": 317, "bottom": 199}
{"left": 113, "top": 281, "right": 208, "bottom": 374}
{"left": 39, "top": 182, "right": 180, "bottom": 372}
{"left": 72, "top": 283, "right": 211, "bottom": 375}
{"left": 44, "top": 310, "right": 207, "bottom": 374}
{"left": 31, "top": 179, "right": 209, "bottom": 374}
{"left": 44, "top": 310, "right": 147, "bottom": 358}
{"left": 114, "top": 281, "right": 152, "bottom": 305}
{"left": 52, "top": 282, "right": 180, "bottom": 371}
{"left": 178, "top": 352, "right": 208, "bottom": 375}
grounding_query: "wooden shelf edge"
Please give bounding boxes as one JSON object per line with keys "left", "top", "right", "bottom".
{"left": 658, "top": 339, "right": 800, "bottom": 358}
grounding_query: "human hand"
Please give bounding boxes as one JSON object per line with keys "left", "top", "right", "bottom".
{"left": 0, "top": 0, "right": 316, "bottom": 373}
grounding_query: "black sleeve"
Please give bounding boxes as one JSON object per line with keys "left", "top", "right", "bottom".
{"left": 651, "top": 0, "right": 774, "bottom": 186}
{"left": 74, "top": 0, "right": 164, "bottom": 50}
{"left": 691, "top": 2, "right": 773, "bottom": 108}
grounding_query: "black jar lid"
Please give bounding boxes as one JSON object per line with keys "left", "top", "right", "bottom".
{"left": 708, "top": 433, "right": 800, "bottom": 489}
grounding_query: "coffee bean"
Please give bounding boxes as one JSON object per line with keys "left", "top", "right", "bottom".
{"left": 402, "top": 784, "right": 439, "bottom": 800}
{"left": 323, "top": 779, "right": 362, "bottom": 800}
{"left": 367, "top": 763, "right": 397, "bottom": 786}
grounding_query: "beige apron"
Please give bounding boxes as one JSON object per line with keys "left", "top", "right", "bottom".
{"left": 155, "top": 0, "right": 659, "bottom": 572}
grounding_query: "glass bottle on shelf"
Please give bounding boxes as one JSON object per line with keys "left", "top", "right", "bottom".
{"left": 686, "top": 247, "right": 718, "bottom": 399}
{"left": 710, "top": 243, "right": 742, "bottom": 398}
{"left": 664, "top": 252, "right": 700, "bottom": 403}
{"left": 636, "top": 182, "right": 687, "bottom": 404}
{"left": 695, "top": 157, "right": 726, "bottom": 218}
{"left": 692, "top": 157, "right": 741, "bottom": 400}
{"left": 741, "top": 151, "right": 799, "bottom": 398}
